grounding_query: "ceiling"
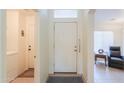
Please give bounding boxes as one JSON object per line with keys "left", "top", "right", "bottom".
{"left": 95, "top": 9, "right": 124, "bottom": 24}
{"left": 24, "top": 9, "right": 37, "bottom": 16}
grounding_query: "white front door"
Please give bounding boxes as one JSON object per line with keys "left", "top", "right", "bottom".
{"left": 54, "top": 22, "right": 77, "bottom": 72}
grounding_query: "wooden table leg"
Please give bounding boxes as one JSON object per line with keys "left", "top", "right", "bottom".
{"left": 95, "top": 56, "right": 97, "bottom": 64}
{"left": 105, "top": 57, "right": 107, "bottom": 66}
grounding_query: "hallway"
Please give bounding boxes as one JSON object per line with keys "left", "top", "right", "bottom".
{"left": 6, "top": 10, "right": 36, "bottom": 83}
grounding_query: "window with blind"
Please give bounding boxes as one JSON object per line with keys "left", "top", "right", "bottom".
{"left": 94, "top": 31, "right": 114, "bottom": 53}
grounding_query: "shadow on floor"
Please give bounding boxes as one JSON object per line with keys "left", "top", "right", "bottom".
{"left": 10, "top": 68, "right": 34, "bottom": 83}
{"left": 18, "top": 68, "right": 34, "bottom": 77}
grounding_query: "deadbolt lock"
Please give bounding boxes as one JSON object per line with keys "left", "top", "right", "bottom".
{"left": 28, "top": 49, "right": 31, "bottom": 51}
{"left": 74, "top": 49, "right": 77, "bottom": 52}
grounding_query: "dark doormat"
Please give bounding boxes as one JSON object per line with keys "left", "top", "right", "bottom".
{"left": 18, "top": 68, "right": 34, "bottom": 77}
{"left": 46, "top": 76, "right": 84, "bottom": 83}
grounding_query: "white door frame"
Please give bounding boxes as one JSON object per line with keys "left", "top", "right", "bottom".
{"left": 54, "top": 22, "right": 78, "bottom": 73}
{"left": 0, "top": 10, "right": 41, "bottom": 83}
{"left": 34, "top": 11, "right": 40, "bottom": 83}
{"left": 49, "top": 10, "right": 84, "bottom": 75}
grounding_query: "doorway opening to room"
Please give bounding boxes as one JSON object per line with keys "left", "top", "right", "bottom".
{"left": 6, "top": 10, "right": 37, "bottom": 83}
{"left": 94, "top": 9, "right": 124, "bottom": 83}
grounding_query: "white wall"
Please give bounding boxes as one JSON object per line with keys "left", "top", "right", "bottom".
{"left": 6, "top": 10, "right": 19, "bottom": 82}
{"left": 81, "top": 10, "right": 94, "bottom": 83}
{"left": 18, "top": 10, "right": 27, "bottom": 74}
{"left": 36, "top": 10, "right": 49, "bottom": 83}
{"left": 6, "top": 53, "right": 19, "bottom": 82}
{"left": 95, "top": 24, "right": 124, "bottom": 55}
{"left": 6, "top": 10, "right": 27, "bottom": 82}
{"left": 81, "top": 11, "right": 88, "bottom": 82}
{"left": 7, "top": 11, "right": 19, "bottom": 52}
{"left": 87, "top": 12, "right": 95, "bottom": 83}
{"left": 0, "top": 10, "right": 6, "bottom": 82}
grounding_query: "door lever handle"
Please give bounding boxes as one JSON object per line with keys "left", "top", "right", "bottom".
{"left": 28, "top": 48, "right": 31, "bottom": 51}
{"left": 78, "top": 39, "right": 80, "bottom": 53}
{"left": 34, "top": 56, "right": 36, "bottom": 58}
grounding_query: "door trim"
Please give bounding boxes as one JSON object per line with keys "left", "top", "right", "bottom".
{"left": 49, "top": 10, "right": 83, "bottom": 75}
{"left": 53, "top": 22, "right": 78, "bottom": 73}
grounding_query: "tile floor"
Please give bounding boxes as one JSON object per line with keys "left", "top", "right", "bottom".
{"left": 94, "top": 61, "right": 124, "bottom": 83}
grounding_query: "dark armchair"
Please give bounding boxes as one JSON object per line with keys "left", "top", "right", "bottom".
{"left": 108, "top": 46, "right": 124, "bottom": 69}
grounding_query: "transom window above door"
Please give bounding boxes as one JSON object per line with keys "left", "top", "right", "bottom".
{"left": 54, "top": 10, "right": 78, "bottom": 18}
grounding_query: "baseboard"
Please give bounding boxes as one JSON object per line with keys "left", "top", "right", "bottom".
{"left": 82, "top": 75, "right": 87, "bottom": 83}
{"left": 46, "top": 75, "right": 49, "bottom": 83}
{"left": 54, "top": 72, "right": 77, "bottom": 74}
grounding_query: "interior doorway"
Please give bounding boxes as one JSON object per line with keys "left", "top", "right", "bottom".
{"left": 6, "top": 10, "right": 37, "bottom": 83}
{"left": 94, "top": 9, "right": 124, "bottom": 83}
